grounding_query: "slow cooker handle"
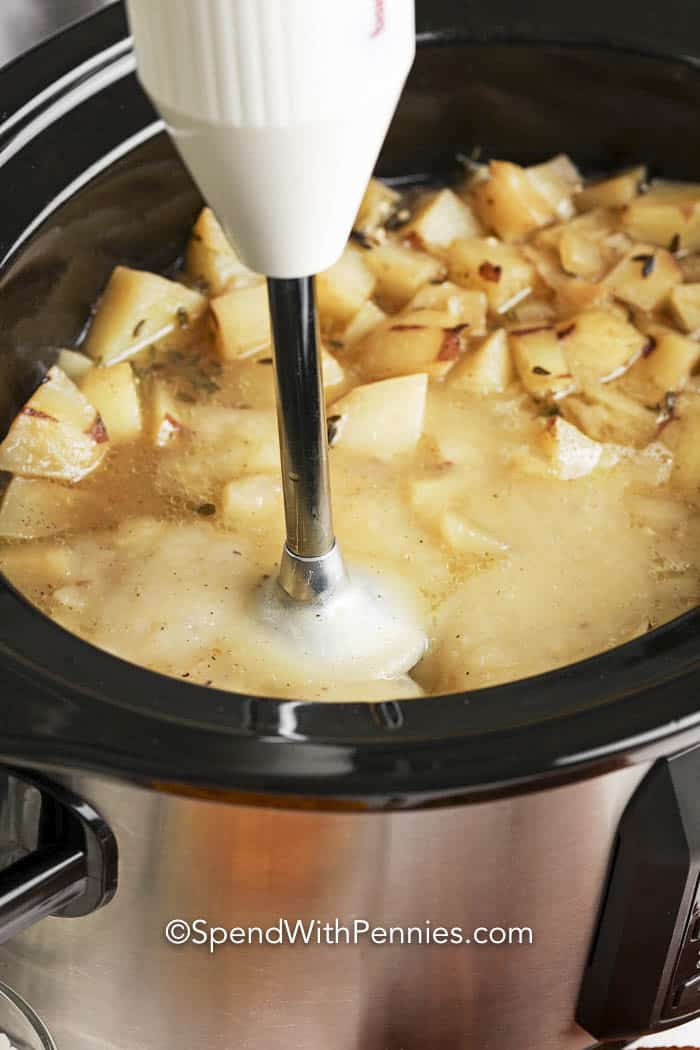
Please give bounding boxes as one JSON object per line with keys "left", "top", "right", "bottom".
{"left": 0, "top": 770, "right": 117, "bottom": 944}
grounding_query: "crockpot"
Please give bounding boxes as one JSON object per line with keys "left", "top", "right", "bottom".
{"left": 0, "top": 4, "right": 700, "bottom": 1049}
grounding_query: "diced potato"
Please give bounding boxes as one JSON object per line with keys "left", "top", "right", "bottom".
{"left": 0, "top": 366, "right": 108, "bottom": 482}
{"left": 316, "top": 245, "right": 376, "bottom": 329}
{"left": 447, "top": 237, "right": 535, "bottom": 314}
{"left": 448, "top": 330, "right": 513, "bottom": 394}
{"left": 626, "top": 325, "right": 700, "bottom": 395}
{"left": 330, "top": 374, "right": 428, "bottom": 458}
{"left": 537, "top": 416, "right": 603, "bottom": 479}
{"left": 559, "top": 228, "right": 605, "bottom": 279}
{"left": 210, "top": 282, "right": 271, "bottom": 360}
{"left": 0, "top": 477, "right": 102, "bottom": 539}
{"left": 341, "top": 300, "right": 387, "bottom": 346}
{"left": 527, "top": 154, "right": 582, "bottom": 221}
{"left": 536, "top": 206, "right": 619, "bottom": 250}
{"left": 407, "top": 282, "right": 487, "bottom": 332}
{"left": 510, "top": 326, "right": 576, "bottom": 400}
{"left": 352, "top": 309, "right": 468, "bottom": 382}
{"left": 364, "top": 241, "right": 444, "bottom": 311}
{"left": 669, "top": 283, "right": 700, "bottom": 332}
{"left": 81, "top": 363, "right": 142, "bottom": 445}
{"left": 402, "top": 189, "right": 482, "bottom": 250}
{"left": 557, "top": 309, "right": 648, "bottom": 384}
{"left": 354, "top": 178, "right": 401, "bottom": 236}
{"left": 604, "top": 247, "right": 681, "bottom": 311}
{"left": 157, "top": 406, "right": 281, "bottom": 499}
{"left": 149, "top": 382, "right": 186, "bottom": 448}
{"left": 187, "top": 406, "right": 281, "bottom": 476}
{"left": 576, "top": 167, "right": 646, "bottom": 211}
{"left": 473, "top": 160, "right": 555, "bottom": 240}
{"left": 24, "top": 365, "right": 97, "bottom": 429}
{"left": 440, "top": 511, "right": 509, "bottom": 554}
{"left": 57, "top": 349, "right": 93, "bottom": 384}
{"left": 220, "top": 475, "right": 282, "bottom": 526}
{"left": 321, "top": 347, "right": 346, "bottom": 395}
{"left": 408, "top": 473, "right": 465, "bottom": 516}
{"left": 85, "top": 266, "right": 207, "bottom": 366}
{"left": 622, "top": 184, "right": 700, "bottom": 251}
{"left": 523, "top": 243, "right": 610, "bottom": 314}
{"left": 560, "top": 386, "right": 659, "bottom": 448}
{"left": 661, "top": 393, "right": 700, "bottom": 490}
{"left": 186, "top": 207, "right": 256, "bottom": 295}
{"left": 513, "top": 296, "right": 557, "bottom": 325}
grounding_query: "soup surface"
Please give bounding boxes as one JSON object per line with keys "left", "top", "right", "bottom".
{"left": 1, "top": 156, "right": 699, "bottom": 700}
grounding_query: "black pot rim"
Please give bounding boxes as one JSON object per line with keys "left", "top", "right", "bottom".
{"left": 0, "top": 3, "right": 699, "bottom": 807}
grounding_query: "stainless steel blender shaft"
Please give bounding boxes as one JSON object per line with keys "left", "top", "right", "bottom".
{"left": 267, "top": 277, "right": 348, "bottom": 603}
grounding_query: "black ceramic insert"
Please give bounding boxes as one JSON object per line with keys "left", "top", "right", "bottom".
{"left": 0, "top": 5, "right": 698, "bottom": 803}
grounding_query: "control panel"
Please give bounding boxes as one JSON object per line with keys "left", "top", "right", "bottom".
{"left": 578, "top": 745, "right": 700, "bottom": 1041}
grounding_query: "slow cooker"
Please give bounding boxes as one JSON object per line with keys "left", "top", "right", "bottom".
{"left": 0, "top": 3, "right": 700, "bottom": 1049}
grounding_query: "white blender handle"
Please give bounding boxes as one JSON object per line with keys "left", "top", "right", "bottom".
{"left": 125, "top": 0, "right": 416, "bottom": 277}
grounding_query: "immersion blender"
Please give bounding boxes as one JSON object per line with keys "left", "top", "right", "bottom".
{"left": 125, "top": 0, "right": 426, "bottom": 680}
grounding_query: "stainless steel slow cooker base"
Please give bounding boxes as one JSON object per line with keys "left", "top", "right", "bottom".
{"left": 2, "top": 765, "right": 647, "bottom": 1050}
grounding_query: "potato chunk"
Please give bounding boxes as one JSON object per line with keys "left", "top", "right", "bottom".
{"left": 403, "top": 189, "right": 482, "bottom": 249}
{"left": 537, "top": 417, "right": 603, "bottom": 479}
{"left": 558, "top": 228, "right": 605, "bottom": 279}
{"left": 664, "top": 397, "right": 700, "bottom": 491}
{"left": 622, "top": 184, "right": 700, "bottom": 251}
{"left": 522, "top": 242, "right": 609, "bottom": 314}
{"left": 186, "top": 207, "right": 256, "bottom": 295}
{"left": 440, "top": 512, "right": 509, "bottom": 555}
{"left": 364, "top": 241, "right": 444, "bottom": 310}
{"left": 510, "top": 326, "right": 576, "bottom": 401}
{"left": 210, "top": 282, "right": 271, "bottom": 360}
{"left": 149, "top": 382, "right": 186, "bottom": 448}
{"left": 57, "top": 349, "right": 93, "bottom": 384}
{"left": 316, "top": 246, "right": 376, "bottom": 328}
{"left": 669, "top": 283, "right": 700, "bottom": 332}
{"left": 321, "top": 347, "right": 346, "bottom": 396}
{"left": 407, "top": 281, "right": 487, "bottom": 332}
{"left": 408, "top": 473, "right": 465, "bottom": 517}
{"left": 448, "top": 330, "right": 513, "bottom": 394}
{"left": 157, "top": 406, "right": 280, "bottom": 499}
{"left": 473, "top": 160, "right": 555, "bottom": 240}
{"left": 354, "top": 178, "right": 401, "bottom": 236}
{"left": 447, "top": 237, "right": 535, "bottom": 314}
{"left": 560, "top": 386, "right": 659, "bottom": 448}
{"left": 0, "top": 477, "right": 102, "bottom": 539}
{"left": 603, "top": 247, "right": 681, "bottom": 311}
{"left": 557, "top": 309, "right": 648, "bottom": 384}
{"left": 330, "top": 374, "right": 428, "bottom": 458}
{"left": 187, "top": 406, "right": 280, "bottom": 476}
{"left": 85, "top": 267, "right": 207, "bottom": 366}
{"left": 0, "top": 366, "right": 108, "bottom": 482}
{"left": 341, "top": 300, "right": 387, "bottom": 346}
{"left": 352, "top": 310, "right": 469, "bottom": 382}
{"left": 81, "top": 363, "right": 142, "bottom": 445}
{"left": 526, "top": 154, "right": 582, "bottom": 221}
{"left": 576, "top": 167, "right": 646, "bottom": 211}
{"left": 626, "top": 325, "right": 700, "bottom": 395}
